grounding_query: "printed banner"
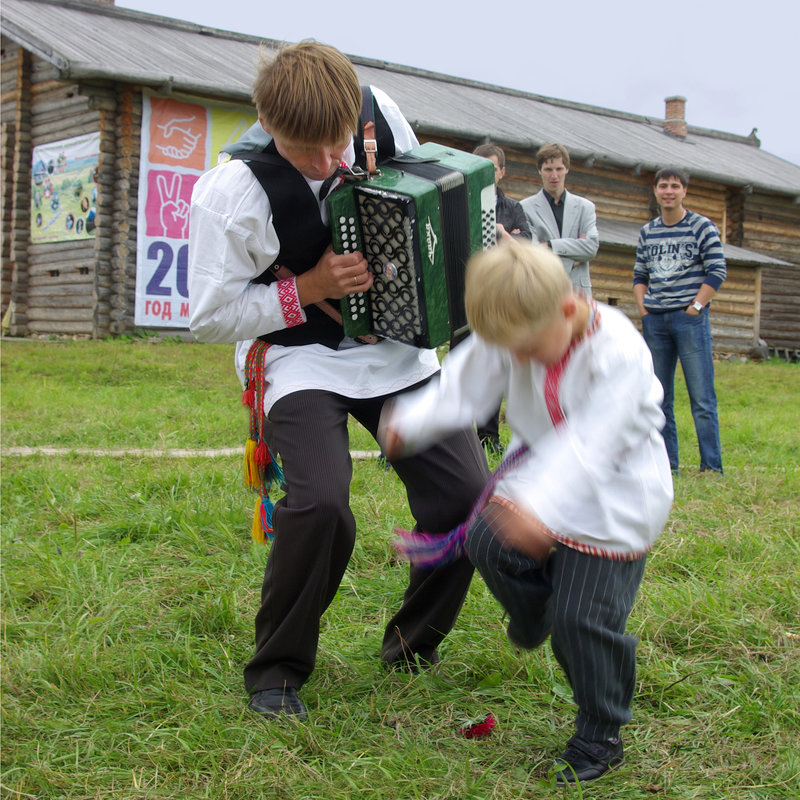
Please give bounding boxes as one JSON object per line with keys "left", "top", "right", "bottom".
{"left": 135, "top": 93, "right": 257, "bottom": 328}
{"left": 31, "top": 133, "right": 100, "bottom": 243}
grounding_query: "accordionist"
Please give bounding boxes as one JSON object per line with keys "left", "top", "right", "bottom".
{"left": 187, "top": 41, "right": 489, "bottom": 723}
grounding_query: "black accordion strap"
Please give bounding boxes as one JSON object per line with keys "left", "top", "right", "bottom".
{"left": 229, "top": 150, "right": 292, "bottom": 167}
{"left": 354, "top": 87, "right": 395, "bottom": 173}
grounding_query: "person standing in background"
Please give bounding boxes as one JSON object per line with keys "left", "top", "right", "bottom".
{"left": 633, "top": 166, "right": 726, "bottom": 474}
{"left": 472, "top": 142, "right": 532, "bottom": 455}
{"left": 521, "top": 142, "right": 599, "bottom": 295}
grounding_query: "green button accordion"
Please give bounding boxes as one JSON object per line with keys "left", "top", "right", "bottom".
{"left": 327, "top": 142, "right": 496, "bottom": 348}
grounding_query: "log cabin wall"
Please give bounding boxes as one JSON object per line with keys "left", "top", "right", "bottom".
{"left": 2, "top": 39, "right": 143, "bottom": 338}
{"left": 89, "top": 82, "right": 141, "bottom": 336}
{"left": 1, "top": 38, "right": 32, "bottom": 336}
{"left": 120, "top": 87, "right": 141, "bottom": 336}
{"left": 582, "top": 247, "right": 639, "bottom": 320}
{"left": 740, "top": 192, "right": 800, "bottom": 261}
{"left": 758, "top": 263, "right": 800, "bottom": 352}
{"left": 739, "top": 192, "right": 800, "bottom": 353}
{"left": 1, "top": 39, "right": 17, "bottom": 321}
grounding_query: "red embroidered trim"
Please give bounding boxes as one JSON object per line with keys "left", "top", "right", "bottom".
{"left": 543, "top": 359, "right": 568, "bottom": 428}
{"left": 548, "top": 533, "right": 650, "bottom": 561}
{"left": 277, "top": 277, "right": 304, "bottom": 328}
{"left": 490, "top": 495, "right": 526, "bottom": 517}
{"left": 543, "top": 301, "right": 602, "bottom": 429}
{"left": 492, "top": 495, "right": 648, "bottom": 561}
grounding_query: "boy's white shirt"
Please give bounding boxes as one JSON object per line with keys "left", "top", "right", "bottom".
{"left": 388, "top": 304, "right": 673, "bottom": 557}
{"left": 187, "top": 86, "right": 440, "bottom": 413}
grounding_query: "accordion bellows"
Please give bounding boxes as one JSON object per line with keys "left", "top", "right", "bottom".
{"left": 328, "top": 142, "right": 496, "bottom": 348}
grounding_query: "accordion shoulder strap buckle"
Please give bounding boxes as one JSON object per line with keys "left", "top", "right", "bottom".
{"left": 363, "top": 120, "right": 378, "bottom": 176}
{"left": 360, "top": 86, "right": 379, "bottom": 176}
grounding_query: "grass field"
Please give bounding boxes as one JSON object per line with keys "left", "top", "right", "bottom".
{"left": 1, "top": 339, "right": 798, "bottom": 799}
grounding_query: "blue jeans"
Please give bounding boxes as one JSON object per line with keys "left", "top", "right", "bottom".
{"left": 641, "top": 308, "right": 722, "bottom": 472}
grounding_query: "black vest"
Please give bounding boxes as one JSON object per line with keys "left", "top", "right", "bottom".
{"left": 237, "top": 88, "right": 396, "bottom": 349}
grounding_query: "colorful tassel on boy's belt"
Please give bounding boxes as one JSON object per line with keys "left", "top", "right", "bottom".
{"left": 242, "top": 340, "right": 284, "bottom": 543}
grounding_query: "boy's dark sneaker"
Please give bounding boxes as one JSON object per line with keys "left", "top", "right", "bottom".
{"left": 554, "top": 734, "right": 624, "bottom": 784}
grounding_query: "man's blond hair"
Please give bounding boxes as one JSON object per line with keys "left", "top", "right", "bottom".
{"left": 465, "top": 240, "right": 571, "bottom": 344}
{"left": 252, "top": 40, "right": 362, "bottom": 145}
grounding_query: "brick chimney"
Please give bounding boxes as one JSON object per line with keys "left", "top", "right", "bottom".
{"left": 663, "top": 95, "right": 688, "bottom": 138}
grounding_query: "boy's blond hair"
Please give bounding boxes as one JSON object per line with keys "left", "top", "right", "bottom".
{"left": 252, "top": 40, "right": 362, "bottom": 145}
{"left": 465, "top": 240, "right": 571, "bottom": 344}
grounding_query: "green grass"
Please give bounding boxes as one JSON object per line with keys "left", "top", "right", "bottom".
{"left": 2, "top": 340, "right": 799, "bottom": 799}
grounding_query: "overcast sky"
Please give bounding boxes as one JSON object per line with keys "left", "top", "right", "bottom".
{"left": 122, "top": 0, "right": 800, "bottom": 166}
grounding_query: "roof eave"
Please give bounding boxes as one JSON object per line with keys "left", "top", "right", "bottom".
{"left": 60, "top": 62, "right": 251, "bottom": 103}
{"left": 0, "top": 18, "right": 70, "bottom": 71}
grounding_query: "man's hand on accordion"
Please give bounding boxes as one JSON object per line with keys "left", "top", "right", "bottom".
{"left": 296, "top": 245, "right": 374, "bottom": 306}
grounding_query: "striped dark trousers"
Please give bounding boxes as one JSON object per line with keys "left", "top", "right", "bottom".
{"left": 465, "top": 514, "right": 647, "bottom": 741}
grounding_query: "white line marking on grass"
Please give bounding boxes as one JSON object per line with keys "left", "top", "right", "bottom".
{"left": 2, "top": 446, "right": 383, "bottom": 460}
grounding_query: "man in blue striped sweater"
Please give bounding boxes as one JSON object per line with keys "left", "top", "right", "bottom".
{"left": 633, "top": 167, "right": 726, "bottom": 474}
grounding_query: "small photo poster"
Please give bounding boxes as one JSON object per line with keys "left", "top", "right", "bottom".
{"left": 30, "top": 132, "right": 100, "bottom": 243}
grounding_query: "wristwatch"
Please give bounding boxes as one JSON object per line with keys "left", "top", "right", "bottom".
{"left": 691, "top": 300, "right": 704, "bottom": 312}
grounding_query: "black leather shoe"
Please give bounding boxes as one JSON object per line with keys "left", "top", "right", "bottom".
{"left": 554, "top": 735, "right": 624, "bottom": 783}
{"left": 248, "top": 687, "right": 307, "bottom": 721}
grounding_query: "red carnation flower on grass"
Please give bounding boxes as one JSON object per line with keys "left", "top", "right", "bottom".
{"left": 458, "top": 713, "right": 496, "bottom": 739}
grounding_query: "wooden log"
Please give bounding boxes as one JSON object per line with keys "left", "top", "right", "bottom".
{"left": 26, "top": 306, "right": 94, "bottom": 321}
{"left": 31, "top": 112, "right": 98, "bottom": 134}
{"left": 29, "top": 76, "right": 67, "bottom": 93}
{"left": 28, "top": 270, "right": 94, "bottom": 285}
{"left": 31, "top": 119, "right": 99, "bottom": 141}
{"left": 24, "top": 282, "right": 90, "bottom": 297}
{"left": 87, "top": 95, "right": 118, "bottom": 112}
{"left": 29, "top": 239, "right": 95, "bottom": 255}
{"left": 744, "top": 193, "right": 800, "bottom": 218}
{"left": 760, "top": 318, "right": 800, "bottom": 330}
{"left": 31, "top": 94, "right": 92, "bottom": 119}
{"left": 741, "top": 218, "right": 800, "bottom": 238}
{"left": 28, "top": 319, "right": 94, "bottom": 335}
{"left": 26, "top": 292, "right": 92, "bottom": 309}
{"left": 28, "top": 255, "right": 96, "bottom": 271}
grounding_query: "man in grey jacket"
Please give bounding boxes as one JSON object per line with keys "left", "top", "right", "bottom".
{"left": 521, "top": 143, "right": 599, "bottom": 294}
